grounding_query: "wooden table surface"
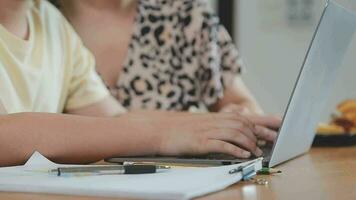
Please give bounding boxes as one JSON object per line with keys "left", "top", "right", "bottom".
{"left": 1, "top": 147, "right": 355, "bottom": 200}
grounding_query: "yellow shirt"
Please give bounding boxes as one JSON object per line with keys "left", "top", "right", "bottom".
{"left": 0, "top": 0, "right": 109, "bottom": 114}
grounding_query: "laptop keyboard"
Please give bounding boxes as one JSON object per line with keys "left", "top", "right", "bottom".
{"left": 179, "top": 153, "right": 248, "bottom": 160}
{"left": 179, "top": 146, "right": 272, "bottom": 161}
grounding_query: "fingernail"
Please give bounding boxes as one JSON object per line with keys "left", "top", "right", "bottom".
{"left": 270, "top": 132, "right": 278, "bottom": 141}
{"left": 242, "top": 151, "right": 251, "bottom": 158}
{"left": 257, "top": 140, "right": 267, "bottom": 147}
{"left": 255, "top": 148, "right": 263, "bottom": 157}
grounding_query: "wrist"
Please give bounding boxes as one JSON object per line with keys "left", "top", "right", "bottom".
{"left": 116, "top": 113, "right": 163, "bottom": 156}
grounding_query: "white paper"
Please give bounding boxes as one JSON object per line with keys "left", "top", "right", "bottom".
{"left": 0, "top": 152, "right": 262, "bottom": 200}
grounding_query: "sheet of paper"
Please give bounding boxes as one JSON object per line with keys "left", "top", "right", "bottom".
{"left": 0, "top": 152, "right": 262, "bottom": 200}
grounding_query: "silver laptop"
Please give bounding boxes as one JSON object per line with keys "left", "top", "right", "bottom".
{"left": 106, "top": 0, "right": 356, "bottom": 167}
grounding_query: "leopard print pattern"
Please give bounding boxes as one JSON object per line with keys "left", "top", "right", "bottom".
{"left": 110, "top": 0, "right": 243, "bottom": 111}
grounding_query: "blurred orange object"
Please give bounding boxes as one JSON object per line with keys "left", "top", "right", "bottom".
{"left": 317, "top": 123, "right": 345, "bottom": 134}
{"left": 317, "top": 99, "right": 356, "bottom": 134}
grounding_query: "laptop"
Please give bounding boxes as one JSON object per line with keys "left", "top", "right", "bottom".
{"left": 106, "top": 0, "right": 356, "bottom": 168}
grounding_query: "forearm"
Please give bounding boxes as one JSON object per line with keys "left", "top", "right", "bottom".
{"left": 65, "top": 96, "right": 127, "bottom": 117}
{"left": 0, "top": 112, "right": 158, "bottom": 166}
{"left": 211, "top": 76, "right": 264, "bottom": 114}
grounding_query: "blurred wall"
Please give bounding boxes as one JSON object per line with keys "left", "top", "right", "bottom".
{"left": 207, "top": 0, "right": 217, "bottom": 10}
{"left": 235, "top": 0, "right": 356, "bottom": 122}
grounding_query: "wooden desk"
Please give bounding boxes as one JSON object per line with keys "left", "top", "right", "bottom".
{"left": 1, "top": 147, "right": 355, "bottom": 200}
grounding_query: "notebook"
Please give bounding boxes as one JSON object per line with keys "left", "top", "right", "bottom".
{"left": 0, "top": 152, "right": 262, "bottom": 200}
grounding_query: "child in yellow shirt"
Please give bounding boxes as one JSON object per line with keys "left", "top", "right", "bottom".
{"left": 0, "top": 0, "right": 280, "bottom": 166}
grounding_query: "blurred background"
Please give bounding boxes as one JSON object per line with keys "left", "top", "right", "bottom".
{"left": 212, "top": 0, "right": 356, "bottom": 122}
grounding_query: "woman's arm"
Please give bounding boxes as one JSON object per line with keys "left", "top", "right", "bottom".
{"left": 211, "top": 76, "right": 281, "bottom": 131}
{"left": 211, "top": 76, "right": 264, "bottom": 114}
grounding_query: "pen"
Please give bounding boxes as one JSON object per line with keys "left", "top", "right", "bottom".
{"left": 50, "top": 165, "right": 171, "bottom": 176}
{"left": 257, "top": 167, "right": 282, "bottom": 175}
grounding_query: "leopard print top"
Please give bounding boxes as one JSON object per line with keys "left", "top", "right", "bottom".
{"left": 109, "top": 0, "right": 244, "bottom": 111}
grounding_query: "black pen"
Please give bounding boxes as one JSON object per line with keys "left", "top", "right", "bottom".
{"left": 49, "top": 165, "right": 171, "bottom": 176}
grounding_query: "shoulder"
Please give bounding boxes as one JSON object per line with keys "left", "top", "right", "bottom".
{"left": 30, "top": 0, "right": 74, "bottom": 35}
{"left": 31, "top": 0, "right": 81, "bottom": 44}
{"left": 32, "top": 0, "right": 64, "bottom": 22}
{"left": 29, "top": 0, "right": 92, "bottom": 66}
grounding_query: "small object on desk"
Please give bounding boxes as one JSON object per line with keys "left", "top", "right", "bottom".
{"left": 229, "top": 162, "right": 257, "bottom": 181}
{"left": 257, "top": 167, "right": 282, "bottom": 175}
{"left": 50, "top": 164, "right": 171, "bottom": 176}
{"left": 255, "top": 178, "right": 269, "bottom": 185}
